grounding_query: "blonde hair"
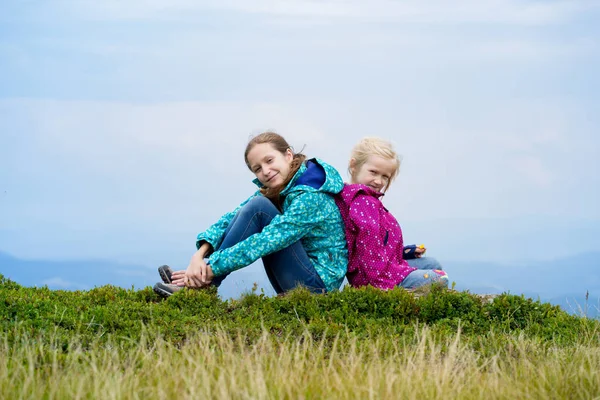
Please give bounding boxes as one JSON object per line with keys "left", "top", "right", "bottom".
{"left": 348, "top": 137, "right": 401, "bottom": 192}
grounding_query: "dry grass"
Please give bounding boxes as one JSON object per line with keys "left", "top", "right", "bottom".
{"left": 1, "top": 327, "right": 599, "bottom": 400}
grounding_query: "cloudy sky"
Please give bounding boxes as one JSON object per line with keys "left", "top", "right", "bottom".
{"left": 1, "top": 1, "right": 599, "bottom": 285}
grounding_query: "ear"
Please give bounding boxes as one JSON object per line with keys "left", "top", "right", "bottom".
{"left": 349, "top": 158, "right": 357, "bottom": 175}
{"left": 285, "top": 148, "right": 294, "bottom": 162}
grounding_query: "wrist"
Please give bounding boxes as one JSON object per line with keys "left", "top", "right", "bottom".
{"left": 194, "top": 247, "right": 210, "bottom": 260}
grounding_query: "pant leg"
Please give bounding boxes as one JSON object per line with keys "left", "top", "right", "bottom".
{"left": 406, "top": 256, "right": 443, "bottom": 270}
{"left": 262, "top": 240, "right": 326, "bottom": 294}
{"left": 210, "top": 196, "right": 326, "bottom": 294}
{"left": 399, "top": 269, "right": 449, "bottom": 290}
{"left": 209, "top": 202, "right": 262, "bottom": 288}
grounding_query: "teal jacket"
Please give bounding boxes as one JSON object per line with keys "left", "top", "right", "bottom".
{"left": 196, "top": 158, "right": 348, "bottom": 292}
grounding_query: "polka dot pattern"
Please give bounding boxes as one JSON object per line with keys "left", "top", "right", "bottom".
{"left": 335, "top": 184, "right": 417, "bottom": 290}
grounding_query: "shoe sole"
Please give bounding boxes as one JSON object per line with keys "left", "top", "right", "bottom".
{"left": 158, "top": 265, "right": 172, "bottom": 284}
{"left": 153, "top": 283, "right": 173, "bottom": 298}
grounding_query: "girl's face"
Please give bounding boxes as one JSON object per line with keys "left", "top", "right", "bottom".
{"left": 350, "top": 155, "right": 396, "bottom": 193}
{"left": 246, "top": 143, "right": 294, "bottom": 188}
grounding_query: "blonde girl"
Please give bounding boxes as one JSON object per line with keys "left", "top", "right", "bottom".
{"left": 335, "top": 137, "right": 448, "bottom": 290}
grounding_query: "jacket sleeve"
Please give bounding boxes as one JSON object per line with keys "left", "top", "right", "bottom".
{"left": 347, "top": 194, "right": 390, "bottom": 285}
{"left": 208, "top": 191, "right": 333, "bottom": 276}
{"left": 195, "top": 191, "right": 260, "bottom": 252}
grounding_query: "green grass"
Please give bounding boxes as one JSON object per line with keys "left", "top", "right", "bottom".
{"left": 1, "top": 274, "right": 599, "bottom": 399}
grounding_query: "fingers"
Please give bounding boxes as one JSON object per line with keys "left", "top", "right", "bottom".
{"left": 171, "top": 277, "right": 186, "bottom": 286}
{"left": 198, "top": 259, "right": 214, "bottom": 286}
{"left": 178, "top": 256, "right": 213, "bottom": 288}
{"left": 189, "top": 275, "right": 204, "bottom": 288}
{"left": 171, "top": 271, "right": 186, "bottom": 280}
{"left": 199, "top": 263, "right": 205, "bottom": 283}
{"left": 192, "top": 259, "right": 207, "bottom": 287}
{"left": 184, "top": 259, "right": 203, "bottom": 287}
{"left": 170, "top": 269, "right": 188, "bottom": 286}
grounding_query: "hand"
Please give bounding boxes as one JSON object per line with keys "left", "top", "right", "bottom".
{"left": 174, "top": 250, "right": 215, "bottom": 288}
{"left": 170, "top": 270, "right": 188, "bottom": 286}
{"left": 415, "top": 245, "right": 427, "bottom": 258}
{"left": 195, "top": 262, "right": 214, "bottom": 287}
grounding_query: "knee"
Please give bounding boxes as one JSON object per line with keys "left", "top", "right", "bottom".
{"left": 434, "top": 270, "right": 449, "bottom": 287}
{"left": 241, "top": 196, "right": 277, "bottom": 215}
{"left": 423, "top": 269, "right": 449, "bottom": 288}
{"left": 425, "top": 257, "right": 443, "bottom": 270}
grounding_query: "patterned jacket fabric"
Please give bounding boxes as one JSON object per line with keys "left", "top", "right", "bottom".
{"left": 196, "top": 158, "right": 348, "bottom": 292}
{"left": 335, "top": 184, "right": 416, "bottom": 289}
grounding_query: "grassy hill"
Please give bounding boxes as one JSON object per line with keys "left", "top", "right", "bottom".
{"left": 3, "top": 250, "right": 599, "bottom": 318}
{"left": 1, "top": 274, "right": 599, "bottom": 398}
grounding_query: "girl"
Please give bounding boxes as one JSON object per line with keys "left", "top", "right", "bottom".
{"left": 154, "top": 132, "right": 348, "bottom": 297}
{"left": 335, "top": 137, "right": 448, "bottom": 290}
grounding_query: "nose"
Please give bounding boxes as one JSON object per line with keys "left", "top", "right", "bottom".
{"left": 263, "top": 166, "right": 273, "bottom": 178}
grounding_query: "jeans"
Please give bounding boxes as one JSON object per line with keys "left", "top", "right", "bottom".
{"left": 399, "top": 257, "right": 449, "bottom": 289}
{"left": 210, "top": 196, "right": 327, "bottom": 294}
{"left": 406, "top": 257, "right": 443, "bottom": 270}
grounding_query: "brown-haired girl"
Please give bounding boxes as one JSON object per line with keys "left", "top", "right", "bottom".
{"left": 154, "top": 132, "right": 348, "bottom": 297}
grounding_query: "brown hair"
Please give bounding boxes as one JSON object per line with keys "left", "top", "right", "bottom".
{"left": 244, "top": 131, "right": 306, "bottom": 206}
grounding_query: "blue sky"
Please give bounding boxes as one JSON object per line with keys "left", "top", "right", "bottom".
{"left": 1, "top": 1, "right": 600, "bottom": 291}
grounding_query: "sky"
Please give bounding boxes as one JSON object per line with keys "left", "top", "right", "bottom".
{"left": 1, "top": 0, "right": 600, "bottom": 290}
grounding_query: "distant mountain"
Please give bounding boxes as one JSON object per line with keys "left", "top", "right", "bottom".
{"left": 445, "top": 252, "right": 600, "bottom": 294}
{"left": 0, "top": 251, "right": 157, "bottom": 290}
{"left": 444, "top": 251, "right": 600, "bottom": 317}
{"left": 0, "top": 250, "right": 274, "bottom": 298}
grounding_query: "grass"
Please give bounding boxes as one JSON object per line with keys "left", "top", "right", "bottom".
{"left": 2, "top": 327, "right": 599, "bottom": 399}
{"left": 1, "top": 274, "right": 600, "bottom": 399}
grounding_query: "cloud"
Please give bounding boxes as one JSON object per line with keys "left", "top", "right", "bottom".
{"left": 0, "top": 98, "right": 350, "bottom": 236}
{"left": 1, "top": 95, "right": 598, "bottom": 264}
{"left": 43, "top": 0, "right": 599, "bottom": 25}
{"left": 1, "top": 95, "right": 596, "bottom": 223}
{"left": 511, "top": 156, "right": 553, "bottom": 186}
{"left": 2, "top": 0, "right": 598, "bottom": 270}
{"left": 3, "top": 99, "right": 338, "bottom": 175}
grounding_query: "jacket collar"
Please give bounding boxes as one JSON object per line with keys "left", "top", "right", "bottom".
{"left": 252, "top": 158, "right": 311, "bottom": 192}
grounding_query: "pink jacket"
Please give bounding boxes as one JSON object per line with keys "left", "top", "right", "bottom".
{"left": 335, "top": 184, "right": 416, "bottom": 289}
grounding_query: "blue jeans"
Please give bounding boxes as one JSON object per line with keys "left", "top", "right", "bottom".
{"left": 406, "top": 257, "right": 442, "bottom": 270}
{"left": 210, "top": 196, "right": 327, "bottom": 294}
{"left": 399, "top": 257, "right": 449, "bottom": 289}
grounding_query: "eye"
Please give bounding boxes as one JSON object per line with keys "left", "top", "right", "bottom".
{"left": 253, "top": 167, "right": 261, "bottom": 173}
{"left": 267, "top": 158, "right": 273, "bottom": 164}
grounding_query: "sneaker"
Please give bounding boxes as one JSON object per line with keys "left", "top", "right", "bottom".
{"left": 158, "top": 265, "right": 173, "bottom": 284}
{"left": 153, "top": 282, "right": 184, "bottom": 298}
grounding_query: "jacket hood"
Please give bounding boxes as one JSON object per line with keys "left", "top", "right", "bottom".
{"left": 253, "top": 158, "right": 344, "bottom": 195}
{"left": 336, "top": 183, "right": 384, "bottom": 208}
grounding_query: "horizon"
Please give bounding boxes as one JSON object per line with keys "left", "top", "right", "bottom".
{"left": 1, "top": 1, "right": 599, "bottom": 304}
{"left": 2, "top": 247, "right": 599, "bottom": 319}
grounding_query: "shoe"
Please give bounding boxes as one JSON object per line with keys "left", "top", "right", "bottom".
{"left": 153, "top": 282, "right": 184, "bottom": 298}
{"left": 158, "top": 265, "right": 173, "bottom": 284}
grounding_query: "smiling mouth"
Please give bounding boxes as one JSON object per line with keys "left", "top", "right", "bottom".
{"left": 267, "top": 173, "right": 278, "bottom": 182}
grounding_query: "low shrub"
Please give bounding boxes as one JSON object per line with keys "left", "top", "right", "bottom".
{"left": 1, "top": 273, "right": 598, "bottom": 349}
